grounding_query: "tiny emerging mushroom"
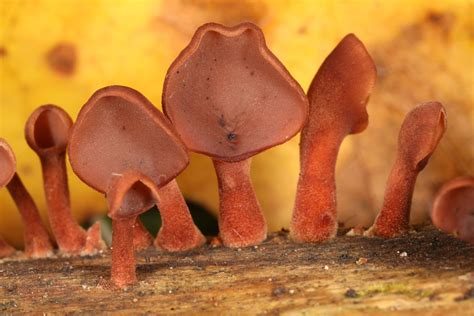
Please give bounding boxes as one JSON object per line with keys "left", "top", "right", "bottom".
{"left": 25, "top": 105, "right": 103, "bottom": 255}
{"left": 68, "top": 85, "right": 205, "bottom": 253}
{"left": 431, "top": 176, "right": 474, "bottom": 244}
{"left": 0, "top": 138, "right": 53, "bottom": 258}
{"left": 107, "top": 171, "right": 161, "bottom": 288}
{"left": 367, "top": 101, "right": 447, "bottom": 237}
{"left": 163, "top": 22, "right": 309, "bottom": 247}
{"left": 290, "top": 34, "right": 376, "bottom": 243}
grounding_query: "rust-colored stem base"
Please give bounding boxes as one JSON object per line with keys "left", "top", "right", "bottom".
{"left": 133, "top": 219, "right": 153, "bottom": 251}
{"left": 290, "top": 132, "right": 344, "bottom": 243}
{"left": 111, "top": 217, "right": 136, "bottom": 288}
{"left": 213, "top": 159, "right": 266, "bottom": 248}
{"left": 6, "top": 173, "right": 53, "bottom": 257}
{"left": 369, "top": 160, "right": 417, "bottom": 237}
{"left": 154, "top": 179, "right": 205, "bottom": 251}
{"left": 41, "top": 153, "right": 87, "bottom": 254}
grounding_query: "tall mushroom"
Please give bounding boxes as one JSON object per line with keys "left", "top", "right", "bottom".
{"left": 431, "top": 176, "right": 473, "bottom": 244}
{"left": 0, "top": 138, "right": 53, "bottom": 257}
{"left": 107, "top": 171, "right": 162, "bottom": 288}
{"left": 68, "top": 85, "right": 204, "bottom": 252}
{"left": 368, "top": 102, "right": 447, "bottom": 237}
{"left": 163, "top": 22, "right": 309, "bottom": 247}
{"left": 290, "top": 34, "right": 376, "bottom": 243}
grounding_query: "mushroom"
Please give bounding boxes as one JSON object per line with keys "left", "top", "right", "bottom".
{"left": 25, "top": 105, "right": 102, "bottom": 255}
{"left": 368, "top": 101, "right": 447, "bottom": 237}
{"left": 431, "top": 176, "right": 474, "bottom": 244}
{"left": 0, "top": 138, "right": 53, "bottom": 257}
{"left": 107, "top": 171, "right": 161, "bottom": 288}
{"left": 68, "top": 85, "right": 204, "bottom": 252}
{"left": 290, "top": 34, "right": 376, "bottom": 243}
{"left": 162, "top": 22, "right": 309, "bottom": 247}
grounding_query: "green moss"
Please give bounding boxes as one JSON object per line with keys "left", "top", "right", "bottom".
{"left": 358, "top": 282, "right": 434, "bottom": 299}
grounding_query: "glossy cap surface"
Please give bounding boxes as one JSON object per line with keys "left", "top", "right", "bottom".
{"left": 163, "top": 22, "right": 308, "bottom": 162}
{"left": 0, "top": 139, "right": 16, "bottom": 188}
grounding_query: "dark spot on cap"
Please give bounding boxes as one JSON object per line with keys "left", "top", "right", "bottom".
{"left": 46, "top": 43, "right": 77, "bottom": 76}
{"left": 218, "top": 115, "right": 226, "bottom": 127}
{"left": 122, "top": 126, "right": 126, "bottom": 131}
{"left": 250, "top": 71, "right": 255, "bottom": 76}
{"left": 227, "top": 132, "right": 237, "bottom": 142}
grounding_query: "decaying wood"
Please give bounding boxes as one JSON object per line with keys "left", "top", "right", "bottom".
{"left": 0, "top": 227, "right": 473, "bottom": 314}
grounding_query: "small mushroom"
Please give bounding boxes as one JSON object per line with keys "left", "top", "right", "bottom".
{"left": 69, "top": 85, "right": 204, "bottom": 252}
{"left": 368, "top": 102, "right": 447, "bottom": 237}
{"left": 431, "top": 176, "right": 474, "bottom": 244}
{"left": 290, "top": 34, "right": 376, "bottom": 243}
{"left": 0, "top": 138, "right": 53, "bottom": 257}
{"left": 163, "top": 22, "right": 309, "bottom": 247}
{"left": 25, "top": 105, "right": 102, "bottom": 255}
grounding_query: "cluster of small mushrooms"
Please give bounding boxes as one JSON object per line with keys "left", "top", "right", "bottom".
{"left": 0, "top": 22, "right": 472, "bottom": 289}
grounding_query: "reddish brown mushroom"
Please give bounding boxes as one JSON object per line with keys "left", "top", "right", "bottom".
{"left": 68, "top": 85, "right": 204, "bottom": 252}
{"left": 163, "top": 22, "right": 309, "bottom": 247}
{"left": 0, "top": 138, "right": 53, "bottom": 258}
{"left": 431, "top": 176, "right": 474, "bottom": 244}
{"left": 107, "top": 171, "right": 161, "bottom": 288}
{"left": 368, "top": 101, "right": 447, "bottom": 237}
{"left": 25, "top": 105, "right": 103, "bottom": 255}
{"left": 290, "top": 34, "right": 376, "bottom": 243}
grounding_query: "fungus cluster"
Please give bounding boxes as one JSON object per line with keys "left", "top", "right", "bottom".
{"left": 0, "top": 22, "right": 462, "bottom": 289}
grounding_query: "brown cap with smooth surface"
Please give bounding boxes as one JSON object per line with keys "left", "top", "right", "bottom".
{"left": 0, "top": 139, "right": 16, "bottom": 188}
{"left": 163, "top": 22, "right": 309, "bottom": 162}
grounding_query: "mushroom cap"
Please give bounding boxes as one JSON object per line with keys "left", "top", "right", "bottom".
{"left": 68, "top": 85, "right": 189, "bottom": 194}
{"left": 107, "top": 171, "right": 160, "bottom": 220}
{"left": 398, "top": 102, "right": 447, "bottom": 171}
{"left": 431, "top": 176, "right": 474, "bottom": 243}
{"left": 25, "top": 105, "right": 73, "bottom": 155}
{"left": 0, "top": 138, "right": 16, "bottom": 188}
{"left": 163, "top": 22, "right": 309, "bottom": 162}
{"left": 307, "top": 34, "right": 376, "bottom": 135}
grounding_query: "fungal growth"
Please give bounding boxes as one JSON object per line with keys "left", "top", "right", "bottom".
{"left": 0, "top": 138, "right": 53, "bottom": 258}
{"left": 431, "top": 176, "right": 474, "bottom": 244}
{"left": 368, "top": 102, "right": 447, "bottom": 237}
{"left": 290, "top": 34, "right": 376, "bottom": 243}
{"left": 107, "top": 171, "right": 161, "bottom": 288}
{"left": 25, "top": 105, "right": 102, "bottom": 255}
{"left": 163, "top": 22, "right": 309, "bottom": 247}
{"left": 69, "top": 85, "right": 205, "bottom": 252}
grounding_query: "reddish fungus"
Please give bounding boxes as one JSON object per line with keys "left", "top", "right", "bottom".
{"left": 431, "top": 176, "right": 474, "bottom": 244}
{"left": 68, "top": 85, "right": 204, "bottom": 252}
{"left": 368, "top": 101, "right": 447, "bottom": 237}
{"left": 25, "top": 105, "right": 101, "bottom": 255}
{"left": 0, "top": 138, "right": 53, "bottom": 258}
{"left": 107, "top": 171, "right": 161, "bottom": 288}
{"left": 163, "top": 22, "right": 308, "bottom": 247}
{"left": 290, "top": 34, "right": 376, "bottom": 243}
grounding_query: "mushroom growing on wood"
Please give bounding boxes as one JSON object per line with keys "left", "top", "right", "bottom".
{"left": 0, "top": 138, "right": 53, "bottom": 257}
{"left": 25, "top": 105, "right": 102, "bottom": 255}
{"left": 163, "top": 22, "right": 309, "bottom": 247}
{"left": 431, "top": 176, "right": 474, "bottom": 244}
{"left": 68, "top": 85, "right": 204, "bottom": 252}
{"left": 290, "top": 34, "right": 376, "bottom": 243}
{"left": 368, "top": 102, "right": 447, "bottom": 237}
{"left": 107, "top": 171, "right": 161, "bottom": 288}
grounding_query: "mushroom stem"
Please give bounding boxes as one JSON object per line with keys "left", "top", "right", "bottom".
{"left": 6, "top": 173, "right": 53, "bottom": 257}
{"left": 155, "top": 179, "right": 205, "bottom": 251}
{"left": 40, "top": 153, "right": 86, "bottom": 254}
{"left": 111, "top": 217, "right": 136, "bottom": 288}
{"left": 0, "top": 237, "right": 15, "bottom": 258}
{"left": 290, "top": 131, "right": 345, "bottom": 242}
{"left": 212, "top": 159, "right": 266, "bottom": 247}
{"left": 133, "top": 219, "right": 153, "bottom": 251}
{"left": 369, "top": 159, "right": 417, "bottom": 237}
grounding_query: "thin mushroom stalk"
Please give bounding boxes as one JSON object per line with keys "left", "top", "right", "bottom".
{"left": 290, "top": 34, "right": 376, "bottom": 243}
{"left": 0, "top": 236, "right": 15, "bottom": 258}
{"left": 213, "top": 159, "right": 266, "bottom": 247}
{"left": 133, "top": 219, "right": 154, "bottom": 251}
{"left": 0, "top": 138, "right": 53, "bottom": 257}
{"left": 368, "top": 101, "right": 447, "bottom": 237}
{"left": 431, "top": 176, "right": 474, "bottom": 244}
{"left": 25, "top": 105, "right": 92, "bottom": 254}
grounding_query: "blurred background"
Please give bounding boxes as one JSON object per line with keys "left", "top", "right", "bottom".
{"left": 0, "top": 0, "right": 472, "bottom": 247}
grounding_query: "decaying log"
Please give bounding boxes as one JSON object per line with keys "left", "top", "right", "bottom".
{"left": 0, "top": 227, "right": 473, "bottom": 314}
